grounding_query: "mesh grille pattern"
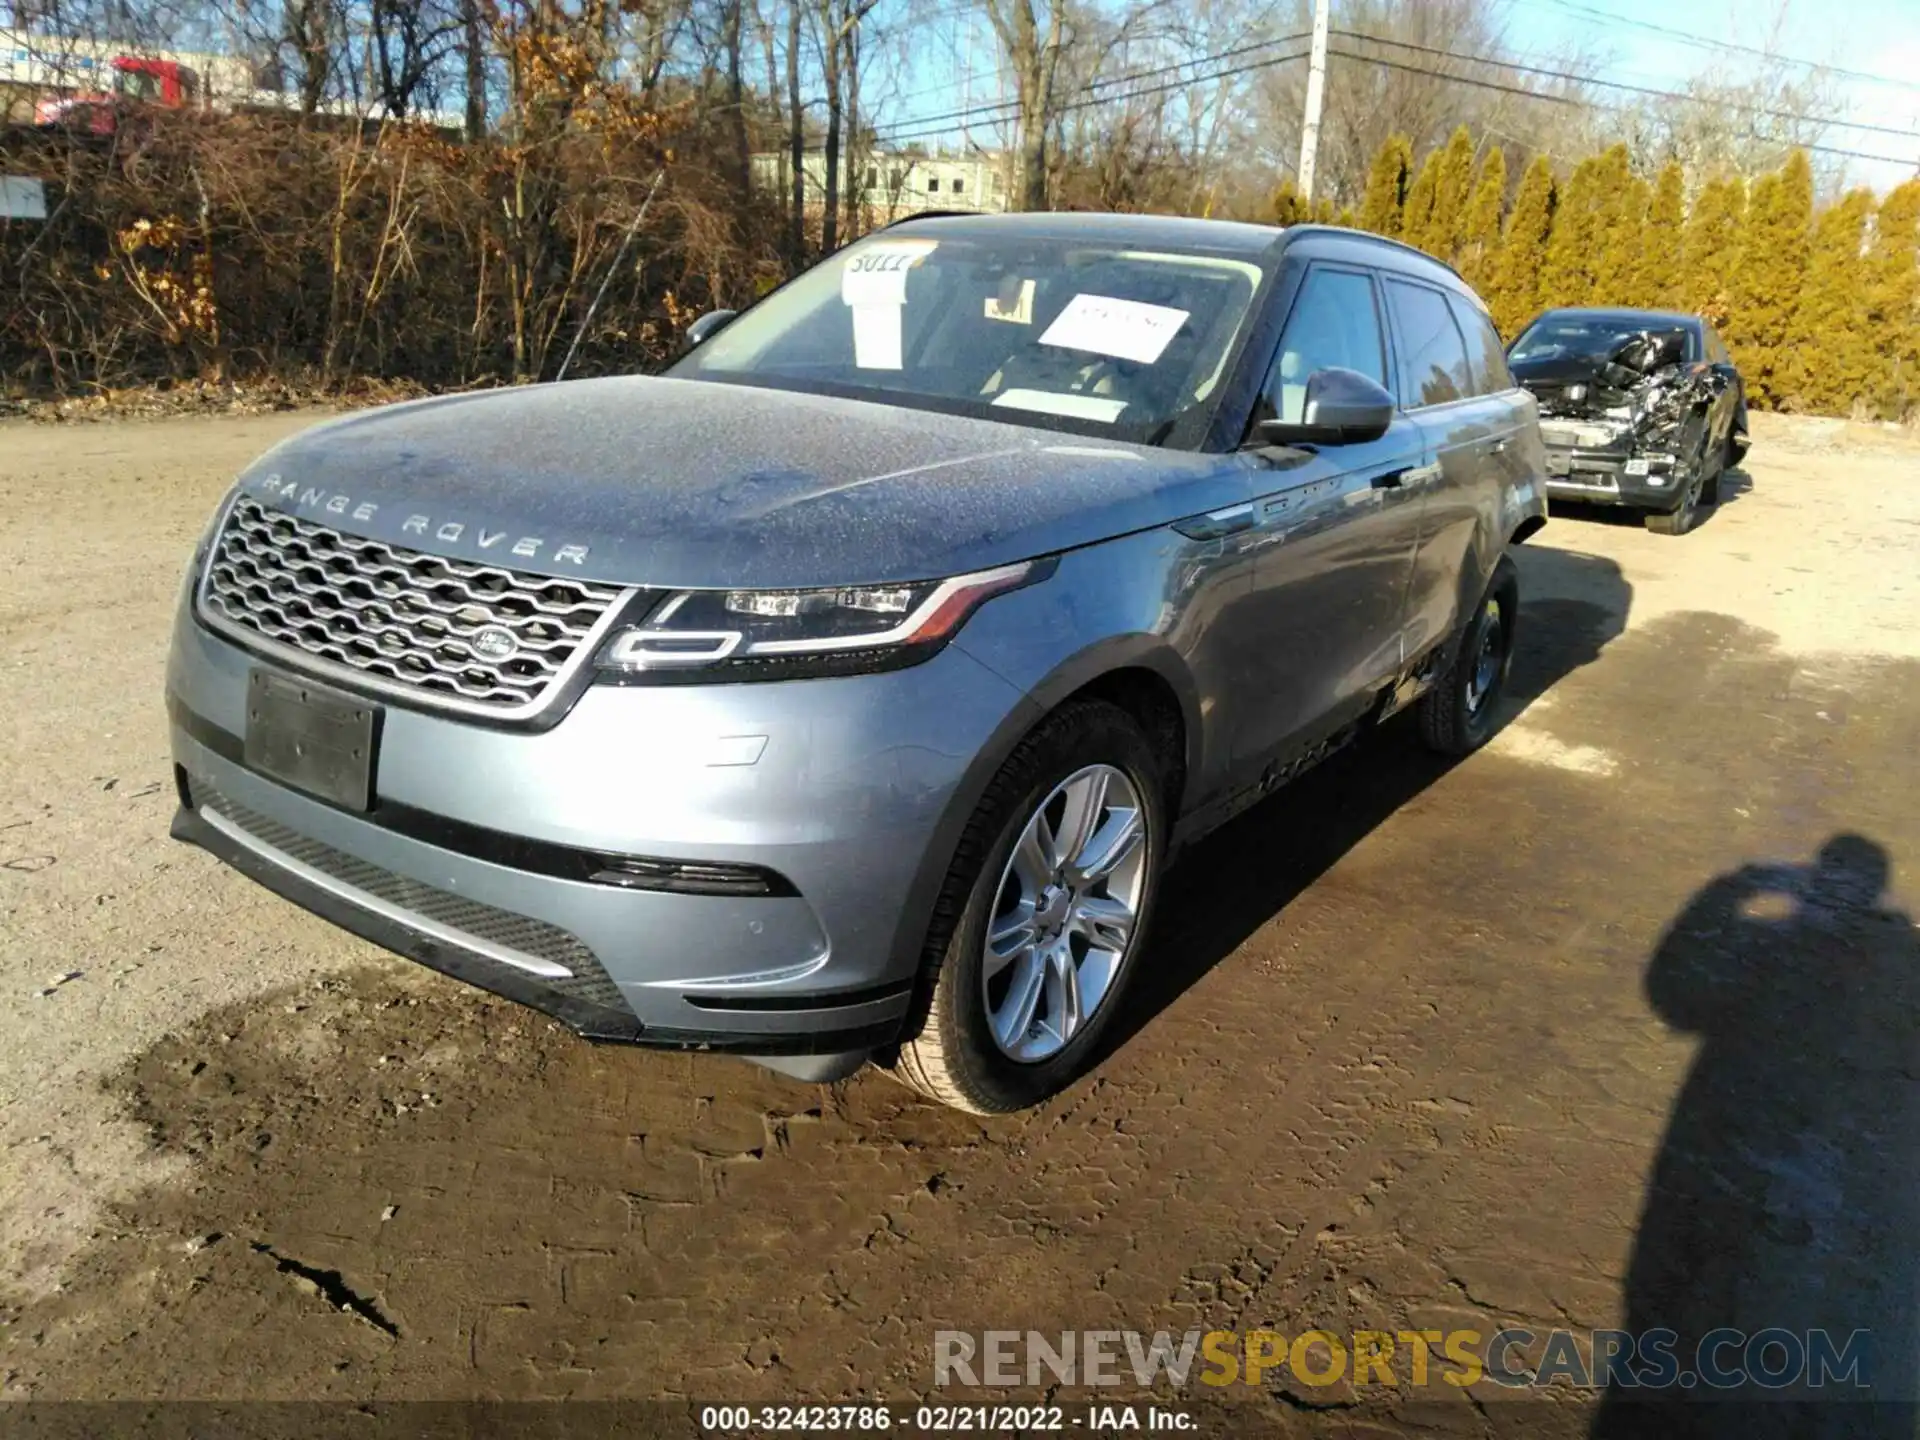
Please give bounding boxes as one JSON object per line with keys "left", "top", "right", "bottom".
{"left": 196, "top": 779, "right": 629, "bottom": 1011}
{"left": 202, "top": 498, "right": 626, "bottom": 712}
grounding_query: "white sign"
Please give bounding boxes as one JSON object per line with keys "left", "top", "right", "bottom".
{"left": 992, "top": 389, "right": 1128, "bottom": 423}
{"left": 841, "top": 239, "right": 937, "bottom": 370}
{"left": 1, "top": 177, "right": 47, "bottom": 221}
{"left": 1038, "top": 294, "right": 1190, "bottom": 365}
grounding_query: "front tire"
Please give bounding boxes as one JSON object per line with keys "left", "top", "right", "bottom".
{"left": 888, "top": 699, "right": 1166, "bottom": 1114}
{"left": 1728, "top": 400, "right": 1751, "bottom": 466}
{"left": 1644, "top": 484, "right": 1698, "bottom": 534}
{"left": 1419, "top": 555, "right": 1518, "bottom": 757}
{"left": 1699, "top": 430, "right": 1723, "bottom": 507}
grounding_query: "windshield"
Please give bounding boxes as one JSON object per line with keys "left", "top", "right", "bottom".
{"left": 667, "top": 233, "right": 1271, "bottom": 445}
{"left": 1510, "top": 316, "right": 1693, "bottom": 365}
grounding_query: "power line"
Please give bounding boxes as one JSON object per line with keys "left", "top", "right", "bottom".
{"left": 1323, "top": 44, "right": 1920, "bottom": 170}
{"left": 878, "top": 44, "right": 1311, "bottom": 145}
{"left": 1332, "top": 29, "right": 1920, "bottom": 142}
{"left": 1523, "top": 0, "right": 1920, "bottom": 96}
{"left": 871, "top": 29, "right": 1308, "bottom": 142}
{"left": 873, "top": 30, "right": 1305, "bottom": 141}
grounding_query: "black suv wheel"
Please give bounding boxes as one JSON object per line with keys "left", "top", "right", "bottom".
{"left": 1419, "top": 556, "right": 1518, "bottom": 756}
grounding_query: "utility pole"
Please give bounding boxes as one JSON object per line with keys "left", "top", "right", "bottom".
{"left": 1296, "top": 0, "right": 1330, "bottom": 204}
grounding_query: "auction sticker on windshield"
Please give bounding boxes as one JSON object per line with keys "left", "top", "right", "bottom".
{"left": 843, "top": 239, "right": 938, "bottom": 370}
{"left": 1039, "top": 294, "right": 1189, "bottom": 365}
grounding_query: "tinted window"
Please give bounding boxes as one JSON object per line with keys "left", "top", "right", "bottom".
{"left": 1448, "top": 295, "right": 1513, "bottom": 395}
{"left": 1385, "top": 279, "right": 1471, "bottom": 406}
{"left": 1259, "top": 267, "right": 1386, "bottom": 425}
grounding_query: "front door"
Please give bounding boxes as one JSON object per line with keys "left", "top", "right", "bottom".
{"left": 1230, "top": 264, "right": 1429, "bottom": 780}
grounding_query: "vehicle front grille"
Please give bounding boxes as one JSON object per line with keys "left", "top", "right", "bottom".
{"left": 200, "top": 497, "right": 630, "bottom": 715}
{"left": 193, "top": 776, "right": 630, "bottom": 1012}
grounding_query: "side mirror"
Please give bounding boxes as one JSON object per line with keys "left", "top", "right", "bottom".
{"left": 1257, "top": 367, "right": 1396, "bottom": 447}
{"left": 683, "top": 309, "right": 738, "bottom": 350}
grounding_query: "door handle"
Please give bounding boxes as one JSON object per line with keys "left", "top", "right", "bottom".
{"left": 1491, "top": 437, "right": 1511, "bottom": 454}
{"left": 1173, "top": 504, "right": 1255, "bottom": 540}
{"left": 1374, "top": 463, "right": 1441, "bottom": 490}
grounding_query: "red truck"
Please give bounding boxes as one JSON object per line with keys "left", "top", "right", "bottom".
{"left": 32, "top": 56, "right": 196, "bottom": 133}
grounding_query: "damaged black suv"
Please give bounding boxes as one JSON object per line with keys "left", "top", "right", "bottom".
{"left": 1507, "top": 307, "right": 1748, "bottom": 535}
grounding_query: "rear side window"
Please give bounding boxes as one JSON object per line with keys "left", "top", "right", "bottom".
{"left": 1384, "top": 279, "right": 1471, "bottom": 406}
{"left": 1446, "top": 295, "right": 1513, "bottom": 395}
{"left": 1257, "top": 266, "right": 1387, "bottom": 425}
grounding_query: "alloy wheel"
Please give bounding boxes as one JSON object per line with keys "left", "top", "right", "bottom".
{"left": 981, "top": 764, "right": 1149, "bottom": 1063}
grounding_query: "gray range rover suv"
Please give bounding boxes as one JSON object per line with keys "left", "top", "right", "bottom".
{"left": 167, "top": 214, "right": 1547, "bottom": 1113}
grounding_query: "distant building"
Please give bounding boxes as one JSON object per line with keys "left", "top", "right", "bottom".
{"left": 751, "top": 149, "right": 1010, "bottom": 221}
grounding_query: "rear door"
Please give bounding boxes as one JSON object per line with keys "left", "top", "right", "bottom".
{"left": 1229, "top": 263, "right": 1430, "bottom": 779}
{"left": 1383, "top": 278, "right": 1516, "bottom": 661}
{"left": 1700, "top": 321, "right": 1741, "bottom": 454}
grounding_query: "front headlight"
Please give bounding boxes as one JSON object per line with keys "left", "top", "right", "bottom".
{"left": 597, "top": 558, "right": 1052, "bottom": 682}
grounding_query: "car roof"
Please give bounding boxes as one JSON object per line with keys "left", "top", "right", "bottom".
{"left": 881, "top": 209, "right": 1289, "bottom": 255}
{"left": 878, "top": 213, "right": 1476, "bottom": 289}
{"left": 1532, "top": 306, "right": 1703, "bottom": 331}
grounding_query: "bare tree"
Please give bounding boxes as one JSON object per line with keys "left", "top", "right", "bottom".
{"left": 367, "top": 0, "right": 462, "bottom": 117}
{"left": 785, "top": 0, "right": 803, "bottom": 252}
{"left": 981, "top": 0, "right": 1070, "bottom": 209}
{"left": 462, "top": 0, "right": 486, "bottom": 137}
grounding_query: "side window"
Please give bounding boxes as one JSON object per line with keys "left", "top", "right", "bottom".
{"left": 1258, "top": 267, "right": 1387, "bottom": 425}
{"left": 1447, "top": 294, "right": 1513, "bottom": 395}
{"left": 1705, "top": 326, "right": 1729, "bottom": 364}
{"left": 1384, "top": 278, "right": 1471, "bottom": 407}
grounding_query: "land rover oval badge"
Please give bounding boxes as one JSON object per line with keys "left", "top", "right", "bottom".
{"left": 472, "top": 626, "right": 520, "bottom": 662}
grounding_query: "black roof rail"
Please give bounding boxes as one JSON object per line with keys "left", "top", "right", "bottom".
{"left": 1281, "top": 223, "right": 1470, "bottom": 283}
{"left": 878, "top": 209, "right": 987, "bottom": 228}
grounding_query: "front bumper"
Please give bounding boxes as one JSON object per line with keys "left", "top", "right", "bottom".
{"left": 1538, "top": 420, "right": 1688, "bottom": 510}
{"left": 166, "top": 598, "right": 1037, "bottom": 1073}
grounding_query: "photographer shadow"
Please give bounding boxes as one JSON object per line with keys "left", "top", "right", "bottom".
{"left": 1595, "top": 835, "right": 1920, "bottom": 1438}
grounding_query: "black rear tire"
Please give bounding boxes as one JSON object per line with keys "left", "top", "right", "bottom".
{"left": 887, "top": 699, "right": 1167, "bottom": 1114}
{"left": 1418, "top": 555, "right": 1518, "bottom": 757}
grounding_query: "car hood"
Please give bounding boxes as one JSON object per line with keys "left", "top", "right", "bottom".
{"left": 233, "top": 376, "right": 1248, "bottom": 589}
{"left": 1508, "top": 355, "right": 1610, "bottom": 388}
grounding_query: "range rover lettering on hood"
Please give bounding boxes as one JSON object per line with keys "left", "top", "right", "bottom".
{"left": 249, "top": 472, "right": 590, "bottom": 565}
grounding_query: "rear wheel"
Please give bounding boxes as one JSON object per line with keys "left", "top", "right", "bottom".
{"left": 888, "top": 699, "right": 1165, "bottom": 1114}
{"left": 1418, "top": 556, "right": 1518, "bottom": 757}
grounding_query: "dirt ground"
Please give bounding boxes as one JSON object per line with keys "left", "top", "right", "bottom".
{"left": 1, "top": 410, "right": 1917, "bottom": 1435}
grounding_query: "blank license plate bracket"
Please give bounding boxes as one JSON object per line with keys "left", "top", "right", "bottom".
{"left": 243, "top": 670, "right": 380, "bottom": 811}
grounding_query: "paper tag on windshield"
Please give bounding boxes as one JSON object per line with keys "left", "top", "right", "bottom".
{"left": 985, "top": 278, "right": 1036, "bottom": 324}
{"left": 842, "top": 239, "right": 938, "bottom": 307}
{"left": 843, "top": 240, "right": 936, "bottom": 369}
{"left": 1039, "top": 294, "right": 1189, "bottom": 365}
{"left": 851, "top": 305, "right": 903, "bottom": 370}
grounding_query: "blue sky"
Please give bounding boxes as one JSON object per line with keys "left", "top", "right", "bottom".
{"left": 1505, "top": 0, "right": 1920, "bottom": 191}
{"left": 874, "top": 0, "right": 1920, "bottom": 194}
